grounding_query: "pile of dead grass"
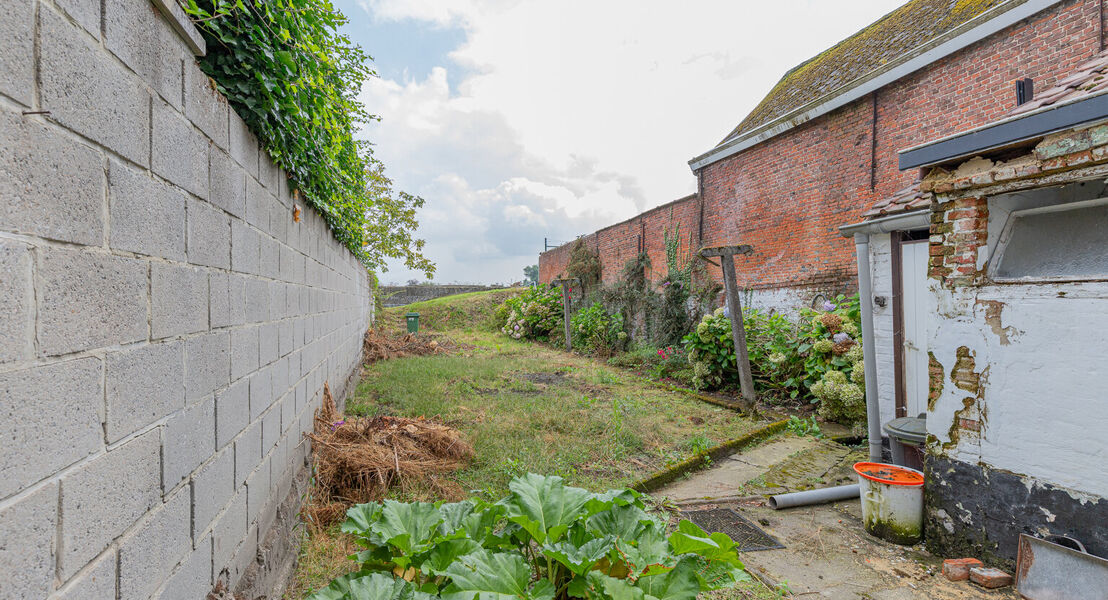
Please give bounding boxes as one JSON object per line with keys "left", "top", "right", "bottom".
{"left": 362, "top": 328, "right": 453, "bottom": 364}
{"left": 303, "top": 384, "right": 475, "bottom": 526}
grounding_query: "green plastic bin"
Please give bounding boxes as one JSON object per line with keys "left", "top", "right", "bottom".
{"left": 405, "top": 312, "right": 420, "bottom": 334}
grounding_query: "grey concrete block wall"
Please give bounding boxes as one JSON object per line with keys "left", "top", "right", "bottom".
{"left": 0, "top": 1, "right": 371, "bottom": 598}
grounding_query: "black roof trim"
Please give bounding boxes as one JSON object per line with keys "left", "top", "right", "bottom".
{"left": 899, "top": 92, "right": 1108, "bottom": 170}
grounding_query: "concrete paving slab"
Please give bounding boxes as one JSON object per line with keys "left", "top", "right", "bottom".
{"left": 657, "top": 436, "right": 822, "bottom": 502}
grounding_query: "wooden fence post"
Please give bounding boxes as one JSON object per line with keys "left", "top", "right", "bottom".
{"left": 552, "top": 277, "right": 579, "bottom": 352}
{"left": 700, "top": 245, "right": 756, "bottom": 414}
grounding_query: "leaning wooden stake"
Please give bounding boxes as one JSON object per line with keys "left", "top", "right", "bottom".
{"left": 551, "top": 277, "right": 579, "bottom": 352}
{"left": 701, "top": 245, "right": 756, "bottom": 414}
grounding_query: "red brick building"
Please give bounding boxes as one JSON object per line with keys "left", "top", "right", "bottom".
{"left": 540, "top": 0, "right": 1106, "bottom": 312}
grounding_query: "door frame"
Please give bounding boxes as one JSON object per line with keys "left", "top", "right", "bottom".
{"left": 891, "top": 229, "right": 930, "bottom": 418}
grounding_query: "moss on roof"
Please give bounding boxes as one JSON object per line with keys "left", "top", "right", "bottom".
{"left": 721, "top": 0, "right": 1013, "bottom": 145}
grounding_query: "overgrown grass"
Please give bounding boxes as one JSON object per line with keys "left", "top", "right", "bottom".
{"left": 289, "top": 291, "right": 778, "bottom": 598}
{"left": 348, "top": 329, "right": 764, "bottom": 499}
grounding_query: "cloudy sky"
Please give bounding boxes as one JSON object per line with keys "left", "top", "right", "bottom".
{"left": 337, "top": 0, "right": 906, "bottom": 284}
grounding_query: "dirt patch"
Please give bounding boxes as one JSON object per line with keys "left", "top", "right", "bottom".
{"left": 303, "top": 383, "right": 475, "bottom": 526}
{"left": 362, "top": 328, "right": 454, "bottom": 364}
{"left": 518, "top": 371, "right": 567, "bottom": 385}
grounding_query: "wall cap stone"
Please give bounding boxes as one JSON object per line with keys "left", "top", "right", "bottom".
{"left": 151, "top": 0, "right": 205, "bottom": 56}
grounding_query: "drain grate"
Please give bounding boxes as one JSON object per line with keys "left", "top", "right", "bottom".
{"left": 682, "top": 508, "right": 784, "bottom": 552}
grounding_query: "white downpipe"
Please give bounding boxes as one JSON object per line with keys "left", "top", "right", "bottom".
{"left": 853, "top": 232, "right": 884, "bottom": 462}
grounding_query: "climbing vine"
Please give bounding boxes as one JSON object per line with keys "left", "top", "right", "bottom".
{"left": 184, "top": 0, "right": 429, "bottom": 271}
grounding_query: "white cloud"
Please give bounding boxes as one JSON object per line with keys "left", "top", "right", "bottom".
{"left": 355, "top": 0, "right": 906, "bottom": 283}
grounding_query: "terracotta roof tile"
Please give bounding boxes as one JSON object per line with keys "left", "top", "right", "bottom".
{"left": 863, "top": 182, "right": 931, "bottom": 219}
{"left": 1010, "top": 50, "right": 1108, "bottom": 116}
{"left": 719, "top": 0, "right": 1012, "bottom": 145}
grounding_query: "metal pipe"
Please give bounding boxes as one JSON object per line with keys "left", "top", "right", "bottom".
{"left": 769, "top": 484, "right": 860, "bottom": 510}
{"left": 853, "top": 232, "right": 884, "bottom": 462}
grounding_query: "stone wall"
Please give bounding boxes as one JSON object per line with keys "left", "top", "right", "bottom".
{"left": 0, "top": 1, "right": 371, "bottom": 598}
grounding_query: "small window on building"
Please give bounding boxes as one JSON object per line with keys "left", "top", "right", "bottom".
{"left": 990, "top": 198, "right": 1108, "bottom": 280}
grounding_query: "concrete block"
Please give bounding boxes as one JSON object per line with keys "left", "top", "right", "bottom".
{"left": 281, "top": 392, "right": 296, "bottom": 435}
{"left": 39, "top": 6, "right": 150, "bottom": 165}
{"left": 109, "top": 158, "right": 187, "bottom": 260}
{"left": 223, "top": 523, "right": 257, "bottom": 588}
{"left": 228, "top": 112, "right": 259, "bottom": 178}
{"left": 187, "top": 197, "right": 231, "bottom": 269}
{"left": 278, "top": 320, "right": 294, "bottom": 358}
{"left": 215, "top": 377, "right": 249, "bottom": 449}
{"left": 152, "top": 262, "right": 208, "bottom": 339}
{"left": 245, "top": 177, "right": 270, "bottom": 231}
{"left": 59, "top": 429, "right": 161, "bottom": 579}
{"left": 249, "top": 367, "right": 274, "bottom": 421}
{"left": 260, "top": 322, "right": 279, "bottom": 366}
{"left": 231, "top": 219, "right": 261, "bottom": 275}
{"left": 230, "top": 325, "right": 260, "bottom": 381}
{"left": 163, "top": 396, "right": 216, "bottom": 489}
{"left": 54, "top": 0, "right": 100, "bottom": 37}
{"left": 56, "top": 548, "right": 116, "bottom": 600}
{"left": 210, "top": 148, "right": 246, "bottom": 219}
{"left": 1, "top": 358, "right": 102, "bottom": 500}
{"left": 118, "top": 489, "right": 191, "bottom": 600}
{"left": 270, "top": 199, "right": 289, "bottom": 244}
{"left": 0, "top": 0, "right": 34, "bottom": 106}
{"left": 234, "top": 420, "right": 262, "bottom": 486}
{"left": 0, "top": 240, "right": 33, "bottom": 363}
{"left": 37, "top": 247, "right": 148, "bottom": 355}
{"left": 152, "top": 99, "right": 209, "bottom": 198}
{"left": 245, "top": 278, "right": 270, "bottom": 323}
{"left": 268, "top": 282, "right": 286, "bottom": 321}
{"left": 261, "top": 236, "right": 281, "bottom": 279}
{"left": 245, "top": 456, "right": 271, "bottom": 526}
{"left": 104, "top": 0, "right": 187, "bottom": 108}
{"left": 210, "top": 272, "right": 232, "bottom": 328}
{"left": 211, "top": 489, "right": 247, "bottom": 577}
{"left": 106, "top": 341, "right": 186, "bottom": 442}
{"left": 157, "top": 536, "right": 212, "bottom": 600}
{"left": 259, "top": 153, "right": 279, "bottom": 191}
{"left": 228, "top": 274, "right": 247, "bottom": 326}
{"left": 0, "top": 483, "right": 57, "bottom": 600}
{"left": 185, "top": 63, "right": 229, "bottom": 148}
{"left": 261, "top": 405, "right": 281, "bottom": 454}
{"left": 186, "top": 330, "right": 230, "bottom": 401}
{"left": 192, "top": 448, "right": 234, "bottom": 539}
{"left": 0, "top": 110, "right": 104, "bottom": 245}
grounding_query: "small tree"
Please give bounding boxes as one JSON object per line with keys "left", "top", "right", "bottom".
{"left": 523, "top": 264, "right": 539, "bottom": 285}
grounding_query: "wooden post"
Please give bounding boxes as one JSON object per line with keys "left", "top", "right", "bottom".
{"left": 552, "top": 277, "right": 579, "bottom": 352}
{"left": 700, "top": 245, "right": 756, "bottom": 414}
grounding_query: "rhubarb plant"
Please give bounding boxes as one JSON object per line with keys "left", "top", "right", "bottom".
{"left": 309, "top": 473, "right": 749, "bottom": 600}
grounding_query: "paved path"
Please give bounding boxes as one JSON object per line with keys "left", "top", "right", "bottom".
{"left": 653, "top": 433, "right": 1018, "bottom": 599}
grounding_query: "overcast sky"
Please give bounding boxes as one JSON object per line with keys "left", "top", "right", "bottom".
{"left": 337, "top": 0, "right": 906, "bottom": 284}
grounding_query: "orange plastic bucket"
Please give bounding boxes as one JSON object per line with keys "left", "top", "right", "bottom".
{"left": 853, "top": 462, "right": 924, "bottom": 545}
{"left": 853, "top": 462, "right": 925, "bottom": 487}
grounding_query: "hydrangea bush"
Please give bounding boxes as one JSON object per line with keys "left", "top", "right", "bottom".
{"left": 569, "top": 302, "right": 627, "bottom": 357}
{"left": 498, "top": 285, "right": 563, "bottom": 341}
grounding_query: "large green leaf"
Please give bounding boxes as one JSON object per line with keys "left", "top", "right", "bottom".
{"left": 437, "top": 500, "right": 477, "bottom": 538}
{"left": 585, "top": 504, "right": 653, "bottom": 540}
{"left": 307, "top": 572, "right": 411, "bottom": 600}
{"left": 542, "top": 536, "right": 617, "bottom": 575}
{"left": 667, "top": 521, "right": 743, "bottom": 567}
{"left": 371, "top": 500, "right": 443, "bottom": 557}
{"left": 504, "top": 473, "right": 591, "bottom": 544}
{"left": 342, "top": 503, "right": 383, "bottom": 538}
{"left": 442, "top": 550, "right": 552, "bottom": 600}
{"left": 586, "top": 572, "right": 645, "bottom": 600}
{"left": 423, "top": 538, "right": 483, "bottom": 576}
{"left": 635, "top": 558, "right": 701, "bottom": 600}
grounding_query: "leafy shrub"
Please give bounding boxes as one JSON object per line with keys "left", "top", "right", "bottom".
{"left": 309, "top": 473, "right": 749, "bottom": 600}
{"left": 499, "top": 286, "right": 563, "bottom": 341}
{"left": 570, "top": 302, "right": 627, "bottom": 357}
{"left": 566, "top": 239, "right": 603, "bottom": 290}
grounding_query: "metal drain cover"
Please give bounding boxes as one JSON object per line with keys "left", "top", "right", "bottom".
{"left": 682, "top": 508, "right": 784, "bottom": 552}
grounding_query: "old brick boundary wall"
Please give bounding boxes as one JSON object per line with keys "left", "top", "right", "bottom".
{"left": 542, "top": 0, "right": 1105, "bottom": 313}
{"left": 0, "top": 1, "right": 370, "bottom": 598}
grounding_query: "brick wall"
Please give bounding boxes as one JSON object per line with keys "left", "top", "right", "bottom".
{"left": 0, "top": 2, "right": 371, "bottom": 598}
{"left": 539, "top": 194, "right": 700, "bottom": 285}
{"left": 542, "top": 0, "right": 1104, "bottom": 309}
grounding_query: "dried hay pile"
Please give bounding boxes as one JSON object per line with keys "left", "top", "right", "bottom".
{"left": 362, "top": 328, "right": 453, "bottom": 364}
{"left": 304, "top": 384, "right": 474, "bottom": 526}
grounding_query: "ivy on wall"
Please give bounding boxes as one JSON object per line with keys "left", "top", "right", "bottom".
{"left": 184, "top": 0, "right": 433, "bottom": 277}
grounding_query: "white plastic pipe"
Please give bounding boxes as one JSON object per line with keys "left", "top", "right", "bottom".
{"left": 769, "top": 484, "right": 860, "bottom": 510}
{"left": 853, "top": 232, "right": 884, "bottom": 462}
